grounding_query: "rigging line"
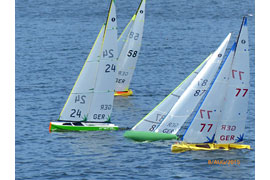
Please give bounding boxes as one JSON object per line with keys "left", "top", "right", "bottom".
{"left": 234, "top": 17, "right": 246, "bottom": 58}
{"left": 135, "top": 0, "right": 144, "bottom": 15}
{"left": 103, "top": 0, "right": 114, "bottom": 40}
{"left": 181, "top": 42, "right": 237, "bottom": 141}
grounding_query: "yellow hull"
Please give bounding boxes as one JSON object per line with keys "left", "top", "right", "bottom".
{"left": 114, "top": 89, "right": 133, "bottom": 96}
{"left": 171, "top": 142, "right": 251, "bottom": 153}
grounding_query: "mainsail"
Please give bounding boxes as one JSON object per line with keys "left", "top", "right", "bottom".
{"left": 115, "top": 0, "right": 145, "bottom": 92}
{"left": 214, "top": 17, "right": 250, "bottom": 144}
{"left": 58, "top": 0, "right": 118, "bottom": 123}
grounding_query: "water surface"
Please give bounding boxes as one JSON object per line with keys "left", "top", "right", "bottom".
{"left": 16, "top": 0, "right": 255, "bottom": 179}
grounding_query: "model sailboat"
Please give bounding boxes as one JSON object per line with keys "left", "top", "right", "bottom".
{"left": 172, "top": 17, "right": 251, "bottom": 152}
{"left": 125, "top": 17, "right": 251, "bottom": 151}
{"left": 49, "top": 0, "right": 119, "bottom": 131}
{"left": 114, "top": 0, "right": 145, "bottom": 96}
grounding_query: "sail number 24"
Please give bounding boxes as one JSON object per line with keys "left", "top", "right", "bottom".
{"left": 105, "top": 64, "right": 116, "bottom": 73}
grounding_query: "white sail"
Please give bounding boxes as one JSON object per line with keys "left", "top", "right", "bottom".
{"left": 131, "top": 54, "right": 212, "bottom": 132}
{"left": 182, "top": 43, "right": 236, "bottom": 143}
{"left": 155, "top": 34, "right": 231, "bottom": 135}
{"left": 215, "top": 17, "right": 250, "bottom": 144}
{"left": 115, "top": 0, "right": 145, "bottom": 91}
{"left": 117, "top": 15, "right": 135, "bottom": 57}
{"left": 58, "top": 0, "right": 118, "bottom": 122}
{"left": 183, "top": 17, "right": 250, "bottom": 144}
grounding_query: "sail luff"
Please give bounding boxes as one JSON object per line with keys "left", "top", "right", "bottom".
{"left": 118, "top": 15, "right": 136, "bottom": 40}
{"left": 135, "top": 0, "right": 145, "bottom": 15}
{"left": 117, "top": 15, "right": 135, "bottom": 57}
{"left": 234, "top": 16, "right": 247, "bottom": 52}
{"left": 103, "top": 0, "right": 114, "bottom": 40}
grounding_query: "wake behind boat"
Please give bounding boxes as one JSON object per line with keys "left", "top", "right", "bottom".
{"left": 50, "top": 0, "right": 118, "bottom": 132}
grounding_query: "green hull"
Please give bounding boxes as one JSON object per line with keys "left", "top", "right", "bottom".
{"left": 124, "top": 131, "right": 178, "bottom": 141}
{"left": 49, "top": 122, "right": 119, "bottom": 132}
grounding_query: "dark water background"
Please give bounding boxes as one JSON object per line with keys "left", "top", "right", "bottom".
{"left": 16, "top": 0, "right": 255, "bottom": 179}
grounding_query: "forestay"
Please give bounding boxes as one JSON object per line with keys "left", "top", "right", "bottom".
{"left": 131, "top": 54, "right": 211, "bottom": 132}
{"left": 155, "top": 34, "right": 231, "bottom": 135}
{"left": 115, "top": 0, "right": 145, "bottom": 91}
{"left": 58, "top": 0, "right": 118, "bottom": 123}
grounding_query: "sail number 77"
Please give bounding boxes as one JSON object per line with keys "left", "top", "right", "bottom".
{"left": 235, "top": 88, "right": 248, "bottom": 97}
{"left": 200, "top": 123, "right": 213, "bottom": 132}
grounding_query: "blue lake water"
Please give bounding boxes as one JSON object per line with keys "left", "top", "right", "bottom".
{"left": 16, "top": 0, "right": 255, "bottom": 179}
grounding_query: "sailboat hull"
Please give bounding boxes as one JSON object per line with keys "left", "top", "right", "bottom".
{"left": 171, "top": 142, "right": 251, "bottom": 153}
{"left": 124, "top": 131, "right": 178, "bottom": 141}
{"left": 114, "top": 89, "right": 133, "bottom": 96}
{"left": 49, "top": 122, "right": 119, "bottom": 132}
